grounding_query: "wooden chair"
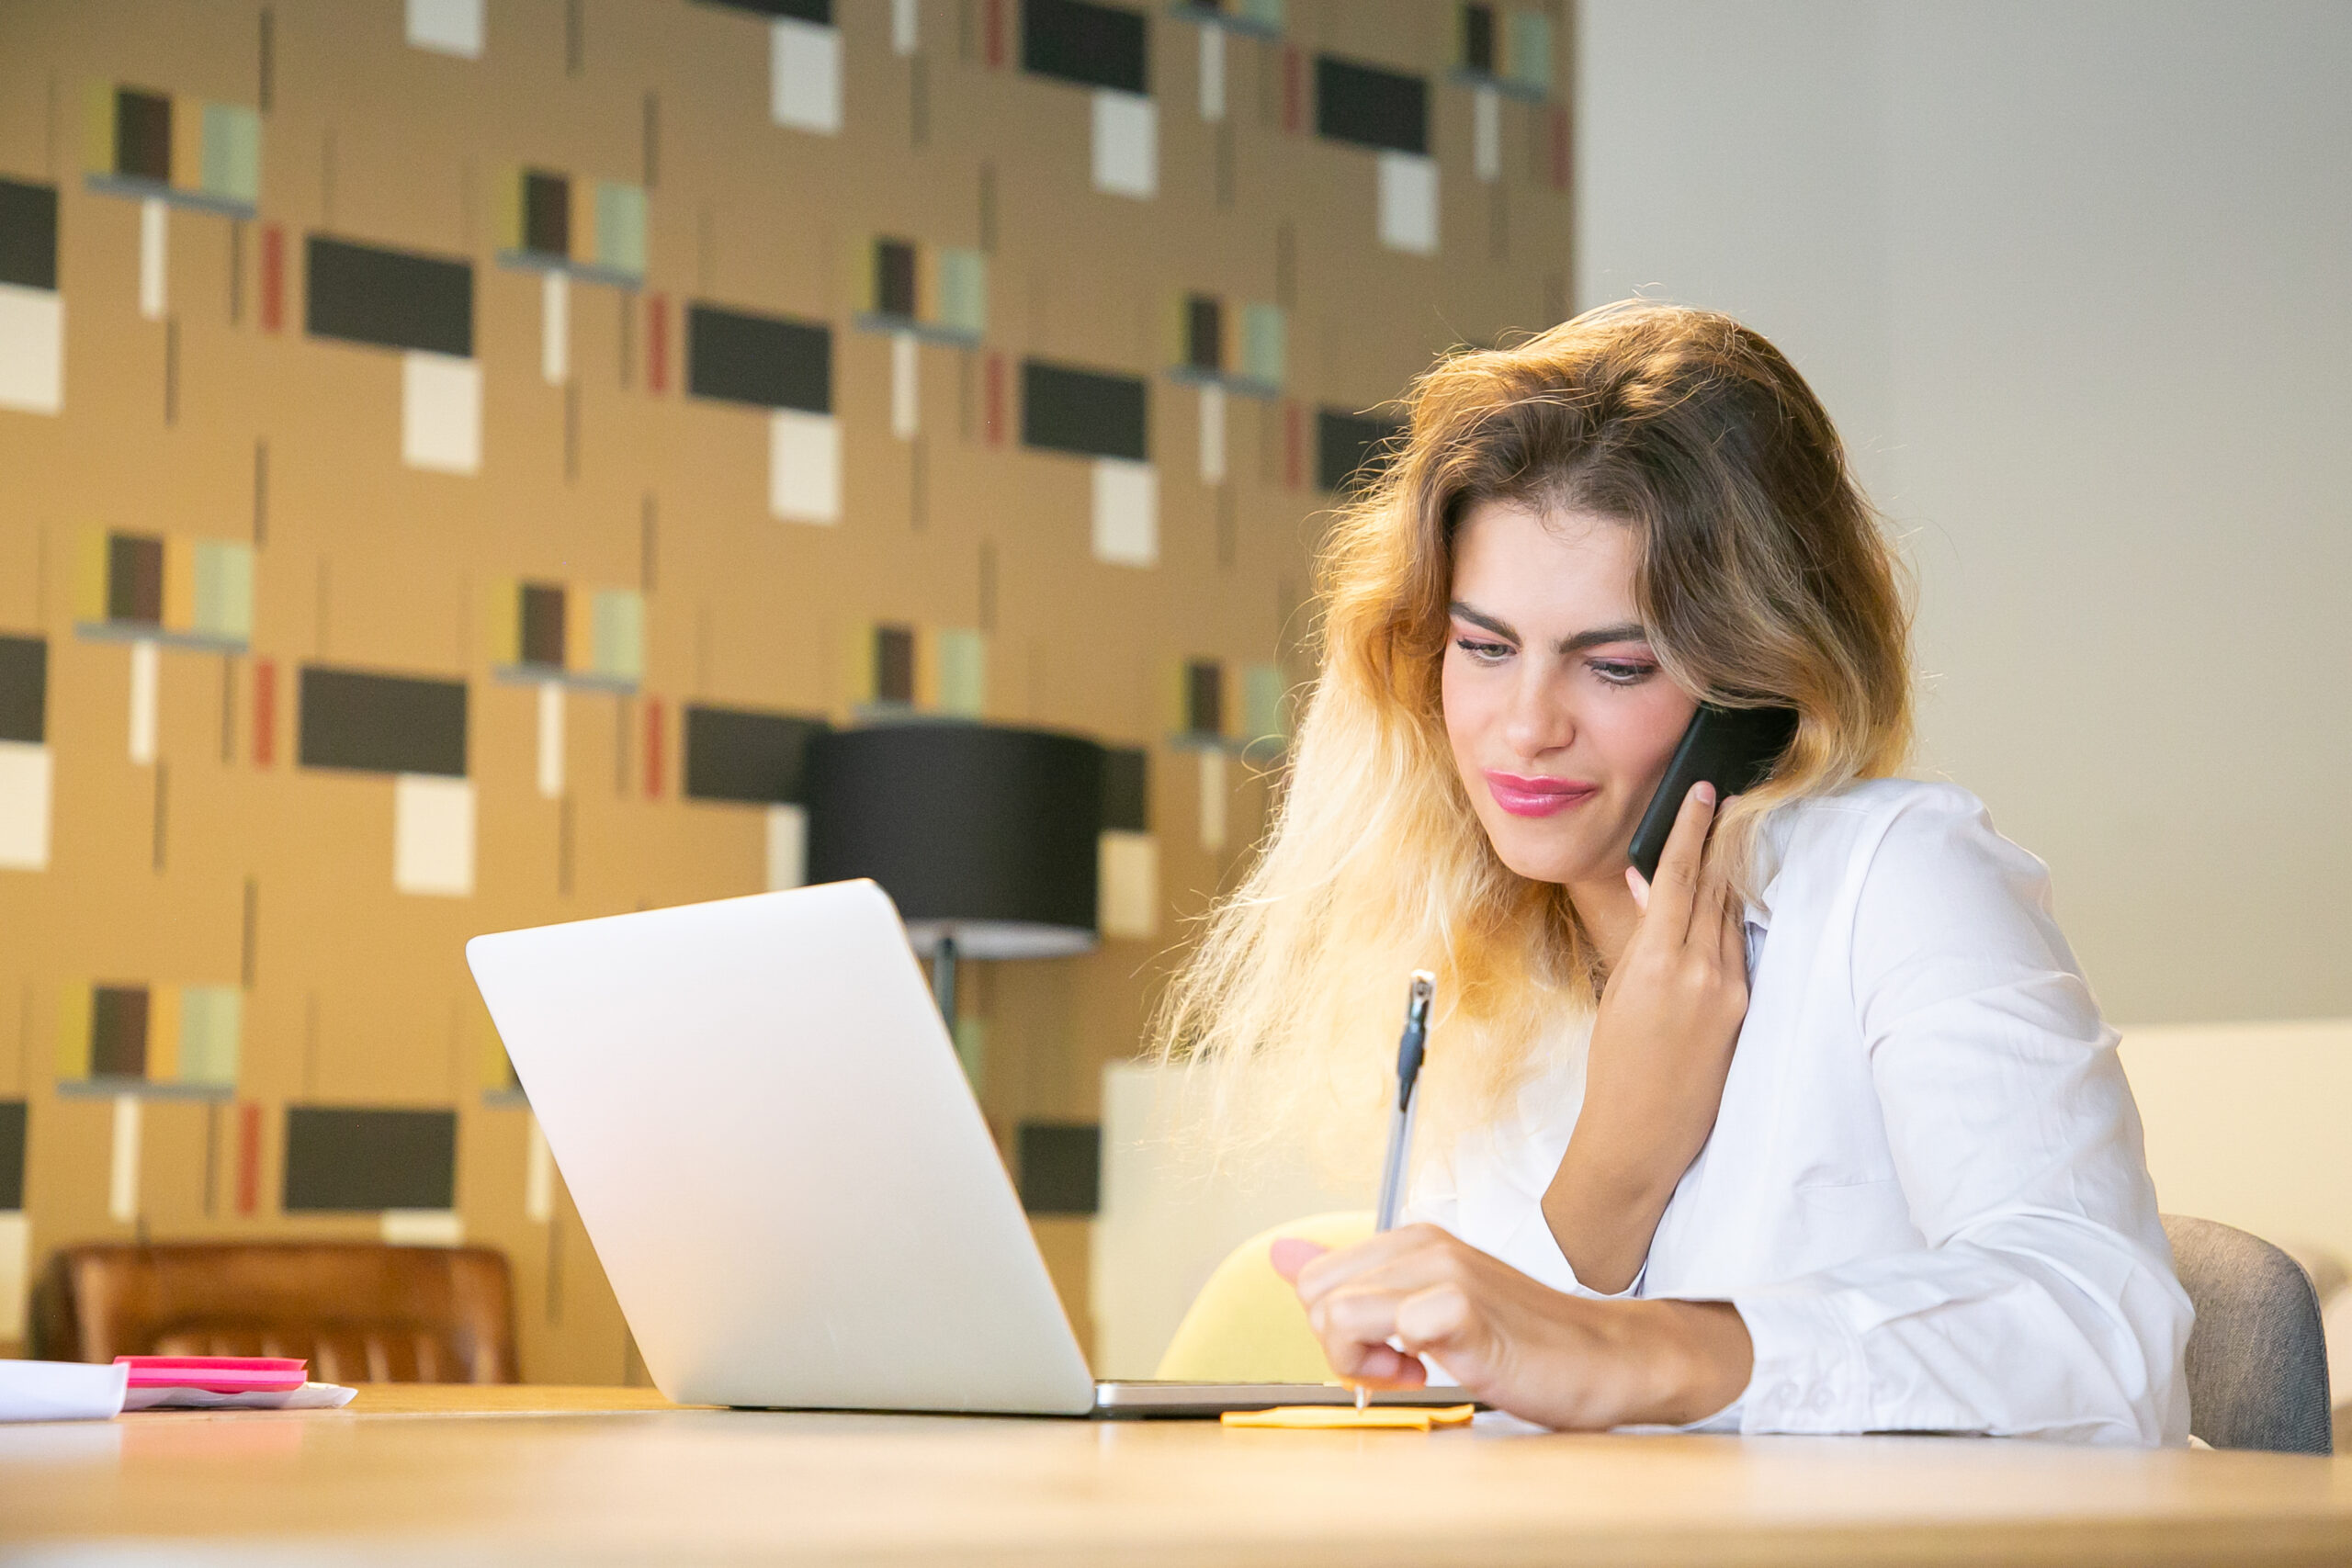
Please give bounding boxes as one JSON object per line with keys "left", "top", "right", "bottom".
{"left": 29, "top": 1241, "right": 520, "bottom": 1384}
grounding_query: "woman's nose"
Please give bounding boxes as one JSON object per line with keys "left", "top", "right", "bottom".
{"left": 1500, "top": 668, "right": 1574, "bottom": 758}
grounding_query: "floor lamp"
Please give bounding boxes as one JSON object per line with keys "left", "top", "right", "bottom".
{"left": 803, "top": 721, "right": 1104, "bottom": 1083}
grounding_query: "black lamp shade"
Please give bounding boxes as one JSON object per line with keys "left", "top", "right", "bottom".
{"left": 804, "top": 722, "right": 1105, "bottom": 959}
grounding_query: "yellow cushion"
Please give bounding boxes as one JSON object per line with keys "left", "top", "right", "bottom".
{"left": 1154, "top": 1211, "right": 1374, "bottom": 1383}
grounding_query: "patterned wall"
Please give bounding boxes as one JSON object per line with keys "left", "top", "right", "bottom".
{"left": 0, "top": 0, "right": 1571, "bottom": 1379}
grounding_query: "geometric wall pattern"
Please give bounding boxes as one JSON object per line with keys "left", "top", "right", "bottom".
{"left": 0, "top": 0, "right": 1569, "bottom": 1379}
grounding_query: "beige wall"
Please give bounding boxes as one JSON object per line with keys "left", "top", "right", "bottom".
{"left": 1575, "top": 0, "right": 2352, "bottom": 1027}
{"left": 0, "top": 0, "right": 1571, "bottom": 1373}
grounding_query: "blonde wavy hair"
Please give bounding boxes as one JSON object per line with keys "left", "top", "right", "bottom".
{"left": 1152, "top": 301, "right": 1914, "bottom": 1170}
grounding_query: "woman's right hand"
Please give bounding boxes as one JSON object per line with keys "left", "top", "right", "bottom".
{"left": 1541, "top": 781, "right": 1750, "bottom": 1292}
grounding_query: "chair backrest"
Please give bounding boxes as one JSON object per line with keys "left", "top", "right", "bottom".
{"left": 30, "top": 1242, "right": 519, "bottom": 1384}
{"left": 2163, "top": 1213, "right": 2332, "bottom": 1453}
{"left": 1156, "top": 1211, "right": 1373, "bottom": 1382}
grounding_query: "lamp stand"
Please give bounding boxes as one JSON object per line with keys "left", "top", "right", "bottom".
{"left": 931, "top": 932, "right": 958, "bottom": 1025}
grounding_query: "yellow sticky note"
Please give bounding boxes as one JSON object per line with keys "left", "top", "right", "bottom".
{"left": 1221, "top": 1404, "right": 1476, "bottom": 1432}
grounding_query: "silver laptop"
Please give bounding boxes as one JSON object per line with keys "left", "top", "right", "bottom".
{"left": 466, "top": 878, "right": 1466, "bottom": 1417}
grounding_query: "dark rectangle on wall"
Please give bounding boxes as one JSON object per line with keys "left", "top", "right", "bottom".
{"left": 522, "top": 170, "right": 571, "bottom": 257}
{"left": 107, "top": 534, "right": 164, "bottom": 625}
{"left": 1021, "top": 360, "right": 1147, "bottom": 461}
{"left": 518, "top": 584, "right": 567, "bottom": 667}
{"left": 298, "top": 666, "right": 468, "bottom": 777}
{"left": 0, "top": 1100, "right": 24, "bottom": 1210}
{"left": 90, "top": 987, "right": 150, "bottom": 1078}
{"left": 1185, "top": 660, "right": 1223, "bottom": 735}
{"left": 282, "top": 1107, "right": 458, "bottom": 1212}
{"left": 0, "top": 178, "right": 59, "bottom": 291}
{"left": 1102, "top": 747, "right": 1148, "bottom": 831}
{"left": 697, "top": 0, "right": 831, "bottom": 19}
{"left": 115, "top": 88, "right": 172, "bottom": 181}
{"left": 305, "top": 236, "right": 475, "bottom": 357}
{"left": 1017, "top": 1122, "right": 1101, "bottom": 1214}
{"left": 875, "top": 239, "right": 917, "bottom": 319}
{"left": 0, "top": 637, "right": 45, "bottom": 743}
{"left": 1315, "top": 56, "right": 1428, "bottom": 155}
{"left": 1184, "top": 295, "right": 1222, "bottom": 373}
{"left": 1462, "top": 4, "right": 1496, "bottom": 73}
{"left": 686, "top": 304, "right": 831, "bottom": 413}
{"left": 874, "top": 626, "right": 915, "bottom": 704}
{"left": 1021, "top": 0, "right": 1148, "bottom": 95}
{"left": 683, "top": 705, "right": 827, "bottom": 804}
{"left": 1317, "top": 408, "right": 1406, "bottom": 493}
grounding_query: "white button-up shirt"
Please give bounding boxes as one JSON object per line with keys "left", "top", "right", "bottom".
{"left": 1407, "top": 779, "right": 2193, "bottom": 1444}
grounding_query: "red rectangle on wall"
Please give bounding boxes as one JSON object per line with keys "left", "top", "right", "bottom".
{"left": 235, "top": 1101, "right": 262, "bottom": 1215}
{"left": 984, "top": 353, "right": 1003, "bottom": 446}
{"left": 1549, "top": 107, "right": 1569, "bottom": 192}
{"left": 985, "top": 0, "right": 1003, "bottom": 68}
{"left": 252, "top": 659, "right": 277, "bottom": 767}
{"left": 1283, "top": 48, "right": 1304, "bottom": 134}
{"left": 1283, "top": 401, "right": 1303, "bottom": 490}
{"left": 644, "top": 697, "right": 664, "bottom": 798}
{"left": 647, "top": 294, "right": 669, "bottom": 393}
{"left": 259, "top": 226, "right": 284, "bottom": 333}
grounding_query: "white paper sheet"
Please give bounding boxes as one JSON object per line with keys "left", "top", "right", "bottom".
{"left": 0, "top": 1360, "right": 128, "bottom": 1423}
{"left": 1377, "top": 151, "right": 1439, "bottom": 255}
{"left": 393, "top": 773, "right": 475, "bottom": 897}
{"left": 0, "top": 282, "right": 63, "bottom": 415}
{"left": 1091, "top": 457, "right": 1159, "bottom": 567}
{"left": 122, "top": 1381, "right": 356, "bottom": 1412}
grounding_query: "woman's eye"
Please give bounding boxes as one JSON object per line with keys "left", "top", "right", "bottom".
{"left": 1589, "top": 660, "right": 1656, "bottom": 686}
{"left": 1454, "top": 637, "right": 1513, "bottom": 663}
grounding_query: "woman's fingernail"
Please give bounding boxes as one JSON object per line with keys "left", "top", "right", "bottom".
{"left": 1694, "top": 781, "right": 1716, "bottom": 805}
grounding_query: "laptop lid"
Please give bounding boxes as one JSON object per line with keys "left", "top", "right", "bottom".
{"left": 467, "top": 879, "right": 1097, "bottom": 1416}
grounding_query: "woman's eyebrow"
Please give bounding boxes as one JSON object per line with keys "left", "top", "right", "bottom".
{"left": 1449, "top": 603, "right": 1649, "bottom": 656}
{"left": 1555, "top": 621, "right": 1650, "bottom": 655}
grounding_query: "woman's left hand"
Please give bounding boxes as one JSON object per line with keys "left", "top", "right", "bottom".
{"left": 1272, "top": 1226, "right": 1753, "bottom": 1430}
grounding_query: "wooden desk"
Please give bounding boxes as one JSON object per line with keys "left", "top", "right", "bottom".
{"left": 2, "top": 1384, "right": 2348, "bottom": 1565}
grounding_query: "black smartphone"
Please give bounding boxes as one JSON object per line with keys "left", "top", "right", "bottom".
{"left": 1626, "top": 704, "right": 1801, "bottom": 883}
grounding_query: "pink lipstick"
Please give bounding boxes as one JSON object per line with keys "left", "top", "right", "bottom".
{"left": 1483, "top": 771, "right": 1600, "bottom": 818}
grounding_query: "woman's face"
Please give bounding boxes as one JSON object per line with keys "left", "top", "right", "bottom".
{"left": 1442, "top": 501, "right": 1699, "bottom": 888}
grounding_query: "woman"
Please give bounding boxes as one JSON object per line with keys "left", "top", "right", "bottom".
{"left": 1157, "top": 302, "right": 2190, "bottom": 1442}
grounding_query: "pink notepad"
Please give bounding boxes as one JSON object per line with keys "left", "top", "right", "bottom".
{"left": 115, "top": 1356, "right": 307, "bottom": 1395}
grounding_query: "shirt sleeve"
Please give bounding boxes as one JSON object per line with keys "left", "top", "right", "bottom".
{"left": 1722, "top": 787, "right": 2192, "bottom": 1445}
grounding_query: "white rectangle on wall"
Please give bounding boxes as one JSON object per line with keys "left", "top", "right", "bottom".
{"left": 0, "top": 283, "right": 63, "bottom": 415}
{"left": 1377, "top": 151, "right": 1439, "bottom": 255}
{"left": 769, "top": 409, "right": 842, "bottom": 523}
{"left": 128, "top": 639, "right": 158, "bottom": 765}
{"left": 892, "top": 0, "right": 919, "bottom": 55}
{"left": 536, "top": 682, "right": 564, "bottom": 799}
{"left": 394, "top": 773, "right": 475, "bottom": 897}
{"left": 1197, "top": 747, "right": 1227, "bottom": 852}
{"left": 0, "top": 741, "right": 51, "bottom": 871}
{"left": 1197, "top": 383, "right": 1227, "bottom": 484}
{"left": 139, "top": 199, "right": 166, "bottom": 321}
{"left": 1099, "top": 829, "right": 1159, "bottom": 940}
{"left": 1091, "top": 458, "right": 1158, "bottom": 568}
{"left": 540, "top": 271, "right": 569, "bottom": 385}
{"left": 0, "top": 1212, "right": 26, "bottom": 1343}
{"left": 1474, "top": 85, "right": 1501, "bottom": 183}
{"left": 765, "top": 803, "right": 807, "bottom": 891}
{"left": 890, "top": 332, "right": 918, "bottom": 440}
{"left": 382, "top": 1210, "right": 466, "bottom": 1247}
{"left": 772, "top": 17, "right": 843, "bottom": 134}
{"left": 1093, "top": 90, "right": 1157, "bottom": 199}
{"left": 1198, "top": 27, "right": 1226, "bottom": 122}
{"left": 407, "top": 0, "right": 483, "bottom": 58}
{"left": 108, "top": 1096, "right": 141, "bottom": 1224}
{"left": 525, "top": 1117, "right": 555, "bottom": 1223}
{"left": 401, "top": 352, "right": 482, "bottom": 474}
